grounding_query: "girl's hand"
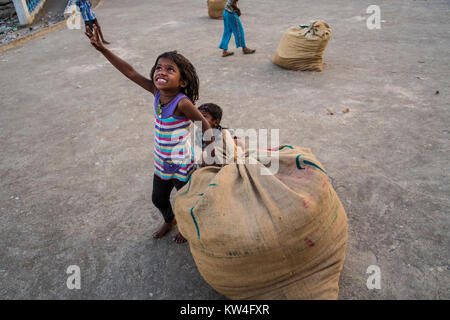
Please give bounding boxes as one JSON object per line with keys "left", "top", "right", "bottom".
{"left": 85, "top": 24, "right": 104, "bottom": 51}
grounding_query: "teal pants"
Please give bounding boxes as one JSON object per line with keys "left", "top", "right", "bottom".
{"left": 219, "top": 10, "right": 246, "bottom": 50}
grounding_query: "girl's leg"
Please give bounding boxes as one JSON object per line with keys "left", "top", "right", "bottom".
{"left": 219, "top": 10, "right": 234, "bottom": 55}
{"left": 229, "top": 13, "right": 246, "bottom": 49}
{"left": 152, "top": 174, "right": 176, "bottom": 238}
{"left": 230, "top": 14, "right": 255, "bottom": 54}
{"left": 172, "top": 179, "right": 189, "bottom": 243}
{"left": 173, "top": 179, "right": 188, "bottom": 191}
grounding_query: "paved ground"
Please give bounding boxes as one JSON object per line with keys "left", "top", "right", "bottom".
{"left": 0, "top": 0, "right": 449, "bottom": 299}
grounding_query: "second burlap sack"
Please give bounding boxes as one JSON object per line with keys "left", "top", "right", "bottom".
{"left": 273, "top": 21, "right": 332, "bottom": 71}
{"left": 174, "top": 145, "right": 348, "bottom": 299}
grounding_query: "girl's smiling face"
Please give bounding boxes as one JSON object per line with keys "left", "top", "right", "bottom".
{"left": 153, "top": 57, "right": 187, "bottom": 91}
{"left": 150, "top": 51, "right": 199, "bottom": 103}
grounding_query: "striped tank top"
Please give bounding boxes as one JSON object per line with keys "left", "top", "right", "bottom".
{"left": 154, "top": 90, "right": 195, "bottom": 182}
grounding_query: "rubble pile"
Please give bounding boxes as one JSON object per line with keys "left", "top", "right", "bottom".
{"left": 0, "top": 0, "right": 65, "bottom": 45}
{"left": 0, "top": 0, "right": 19, "bottom": 43}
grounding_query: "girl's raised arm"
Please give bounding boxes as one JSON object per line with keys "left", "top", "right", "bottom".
{"left": 85, "top": 25, "right": 156, "bottom": 95}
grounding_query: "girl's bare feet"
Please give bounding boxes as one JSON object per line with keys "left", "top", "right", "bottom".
{"left": 152, "top": 219, "right": 187, "bottom": 243}
{"left": 152, "top": 219, "right": 177, "bottom": 238}
{"left": 242, "top": 47, "right": 256, "bottom": 54}
{"left": 222, "top": 50, "right": 234, "bottom": 57}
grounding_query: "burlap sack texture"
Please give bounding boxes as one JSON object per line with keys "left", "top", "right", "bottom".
{"left": 273, "top": 21, "right": 332, "bottom": 71}
{"left": 174, "top": 145, "right": 348, "bottom": 299}
{"left": 207, "top": 0, "right": 226, "bottom": 19}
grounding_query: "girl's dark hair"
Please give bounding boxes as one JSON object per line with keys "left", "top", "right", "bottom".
{"left": 198, "top": 103, "right": 223, "bottom": 122}
{"left": 150, "top": 51, "right": 199, "bottom": 104}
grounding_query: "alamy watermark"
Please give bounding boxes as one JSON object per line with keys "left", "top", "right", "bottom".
{"left": 66, "top": 6, "right": 82, "bottom": 30}
{"left": 366, "top": 5, "right": 381, "bottom": 30}
{"left": 65, "top": 4, "right": 382, "bottom": 31}
{"left": 366, "top": 265, "right": 381, "bottom": 290}
{"left": 191, "top": 122, "right": 280, "bottom": 175}
{"left": 66, "top": 265, "right": 81, "bottom": 290}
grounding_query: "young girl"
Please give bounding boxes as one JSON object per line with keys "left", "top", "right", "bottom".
{"left": 85, "top": 25, "right": 214, "bottom": 243}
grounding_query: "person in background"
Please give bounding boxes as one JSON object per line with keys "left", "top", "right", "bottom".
{"left": 219, "top": 0, "right": 255, "bottom": 57}
{"left": 76, "top": 0, "right": 110, "bottom": 44}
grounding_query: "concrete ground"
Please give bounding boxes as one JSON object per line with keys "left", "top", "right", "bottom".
{"left": 0, "top": 0, "right": 449, "bottom": 299}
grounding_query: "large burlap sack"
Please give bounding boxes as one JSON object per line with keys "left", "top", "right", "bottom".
{"left": 272, "top": 21, "right": 332, "bottom": 71}
{"left": 207, "top": 0, "right": 226, "bottom": 19}
{"left": 175, "top": 145, "right": 348, "bottom": 299}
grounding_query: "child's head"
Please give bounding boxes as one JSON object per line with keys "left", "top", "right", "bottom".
{"left": 150, "top": 51, "right": 199, "bottom": 104}
{"left": 198, "top": 103, "right": 222, "bottom": 129}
